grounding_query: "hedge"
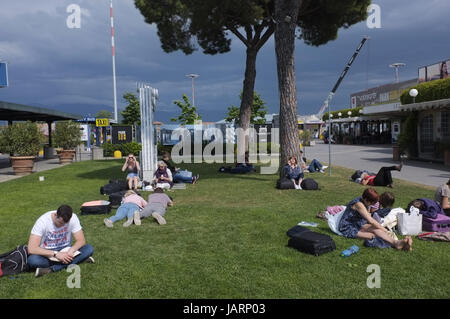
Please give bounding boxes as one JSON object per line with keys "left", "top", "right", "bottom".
{"left": 322, "top": 107, "right": 363, "bottom": 121}
{"left": 400, "top": 77, "right": 450, "bottom": 104}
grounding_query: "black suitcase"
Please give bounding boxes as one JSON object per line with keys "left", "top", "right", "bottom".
{"left": 288, "top": 230, "right": 336, "bottom": 256}
{"left": 80, "top": 200, "right": 112, "bottom": 215}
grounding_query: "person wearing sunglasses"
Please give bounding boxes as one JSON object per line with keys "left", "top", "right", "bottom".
{"left": 122, "top": 153, "right": 141, "bottom": 191}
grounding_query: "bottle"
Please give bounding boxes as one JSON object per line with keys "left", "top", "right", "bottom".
{"left": 341, "top": 245, "right": 359, "bottom": 257}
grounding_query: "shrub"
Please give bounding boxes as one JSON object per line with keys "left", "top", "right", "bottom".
{"left": 102, "top": 142, "right": 142, "bottom": 157}
{"left": 0, "top": 121, "right": 44, "bottom": 156}
{"left": 400, "top": 78, "right": 450, "bottom": 104}
{"left": 322, "top": 107, "right": 363, "bottom": 121}
{"left": 54, "top": 121, "right": 82, "bottom": 150}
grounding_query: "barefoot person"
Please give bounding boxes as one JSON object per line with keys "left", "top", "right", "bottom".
{"left": 338, "top": 188, "right": 412, "bottom": 251}
{"left": 27, "top": 205, "right": 95, "bottom": 277}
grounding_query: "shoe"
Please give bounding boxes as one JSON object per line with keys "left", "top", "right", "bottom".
{"left": 104, "top": 218, "right": 113, "bottom": 228}
{"left": 298, "top": 186, "right": 302, "bottom": 190}
{"left": 319, "top": 170, "right": 324, "bottom": 173}
{"left": 83, "top": 256, "right": 95, "bottom": 264}
{"left": 35, "top": 267, "right": 52, "bottom": 278}
{"left": 133, "top": 210, "right": 141, "bottom": 226}
{"left": 123, "top": 217, "right": 133, "bottom": 227}
{"left": 397, "top": 163, "right": 403, "bottom": 171}
{"left": 152, "top": 212, "right": 167, "bottom": 225}
{"left": 322, "top": 166, "right": 328, "bottom": 169}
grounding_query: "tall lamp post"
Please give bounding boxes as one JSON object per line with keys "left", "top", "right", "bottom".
{"left": 186, "top": 74, "right": 200, "bottom": 107}
{"left": 389, "top": 63, "right": 406, "bottom": 83}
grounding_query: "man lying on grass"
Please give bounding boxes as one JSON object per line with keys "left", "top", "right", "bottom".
{"left": 27, "top": 205, "right": 95, "bottom": 278}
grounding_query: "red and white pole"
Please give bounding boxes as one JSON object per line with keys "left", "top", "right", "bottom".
{"left": 110, "top": 0, "right": 118, "bottom": 123}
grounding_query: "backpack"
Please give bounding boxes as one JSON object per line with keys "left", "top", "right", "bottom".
{"left": 109, "top": 191, "right": 143, "bottom": 208}
{"left": 301, "top": 178, "right": 319, "bottom": 190}
{"left": 276, "top": 178, "right": 295, "bottom": 190}
{"left": 80, "top": 200, "right": 112, "bottom": 215}
{"left": 100, "top": 180, "right": 129, "bottom": 195}
{"left": 351, "top": 170, "right": 363, "bottom": 181}
{"left": 0, "top": 245, "right": 29, "bottom": 277}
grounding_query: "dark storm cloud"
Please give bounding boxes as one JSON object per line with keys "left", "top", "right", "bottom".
{"left": 1, "top": 0, "right": 449, "bottom": 122}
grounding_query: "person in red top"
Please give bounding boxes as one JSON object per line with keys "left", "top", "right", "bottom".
{"left": 359, "top": 164, "right": 402, "bottom": 188}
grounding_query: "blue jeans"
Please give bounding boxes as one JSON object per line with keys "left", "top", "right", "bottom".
{"left": 110, "top": 202, "right": 139, "bottom": 223}
{"left": 173, "top": 171, "right": 193, "bottom": 183}
{"left": 27, "top": 244, "right": 94, "bottom": 273}
{"left": 308, "top": 159, "right": 323, "bottom": 172}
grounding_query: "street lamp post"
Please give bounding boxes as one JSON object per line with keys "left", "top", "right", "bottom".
{"left": 389, "top": 63, "right": 406, "bottom": 83}
{"left": 186, "top": 74, "right": 199, "bottom": 107}
{"left": 409, "top": 88, "right": 418, "bottom": 104}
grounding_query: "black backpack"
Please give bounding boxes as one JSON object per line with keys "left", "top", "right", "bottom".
{"left": 301, "top": 178, "right": 319, "bottom": 190}
{"left": 100, "top": 180, "right": 129, "bottom": 195}
{"left": 0, "top": 245, "right": 29, "bottom": 277}
{"left": 351, "top": 170, "right": 363, "bottom": 181}
{"left": 109, "top": 191, "right": 143, "bottom": 208}
{"left": 276, "top": 178, "right": 295, "bottom": 190}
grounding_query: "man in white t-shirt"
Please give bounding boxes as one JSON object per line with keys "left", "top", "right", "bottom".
{"left": 27, "top": 205, "right": 95, "bottom": 277}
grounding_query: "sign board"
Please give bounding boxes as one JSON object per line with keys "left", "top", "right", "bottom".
{"left": 0, "top": 62, "right": 8, "bottom": 87}
{"left": 96, "top": 118, "right": 109, "bottom": 127}
{"left": 111, "top": 126, "right": 132, "bottom": 144}
{"left": 418, "top": 59, "right": 450, "bottom": 83}
{"left": 80, "top": 124, "right": 89, "bottom": 141}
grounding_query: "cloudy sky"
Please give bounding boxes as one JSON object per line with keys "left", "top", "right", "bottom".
{"left": 1, "top": 0, "right": 449, "bottom": 123}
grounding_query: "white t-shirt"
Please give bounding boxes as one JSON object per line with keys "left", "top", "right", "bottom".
{"left": 30, "top": 211, "right": 82, "bottom": 250}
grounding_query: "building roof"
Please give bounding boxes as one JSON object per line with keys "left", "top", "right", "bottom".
{"left": 0, "top": 101, "right": 82, "bottom": 122}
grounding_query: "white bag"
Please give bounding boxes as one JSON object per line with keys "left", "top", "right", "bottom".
{"left": 397, "top": 207, "right": 422, "bottom": 235}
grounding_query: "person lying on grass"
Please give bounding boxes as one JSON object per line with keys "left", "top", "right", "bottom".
{"left": 134, "top": 187, "right": 174, "bottom": 225}
{"left": 338, "top": 188, "right": 412, "bottom": 251}
{"left": 104, "top": 190, "right": 147, "bottom": 228}
{"left": 27, "top": 205, "right": 95, "bottom": 278}
{"left": 356, "top": 164, "right": 402, "bottom": 188}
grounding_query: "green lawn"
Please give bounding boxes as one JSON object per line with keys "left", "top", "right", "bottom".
{"left": 0, "top": 159, "right": 449, "bottom": 299}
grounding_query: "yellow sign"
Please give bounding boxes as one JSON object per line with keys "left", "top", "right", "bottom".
{"left": 96, "top": 118, "right": 109, "bottom": 127}
{"left": 118, "top": 131, "right": 127, "bottom": 141}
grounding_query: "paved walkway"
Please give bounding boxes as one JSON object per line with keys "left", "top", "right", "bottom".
{"left": 0, "top": 155, "right": 64, "bottom": 183}
{"left": 303, "top": 142, "right": 450, "bottom": 188}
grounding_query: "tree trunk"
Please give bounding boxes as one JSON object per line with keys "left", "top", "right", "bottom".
{"left": 237, "top": 47, "right": 257, "bottom": 161}
{"left": 274, "top": 0, "right": 302, "bottom": 174}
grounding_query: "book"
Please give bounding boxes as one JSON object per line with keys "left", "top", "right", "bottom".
{"left": 48, "top": 247, "right": 81, "bottom": 262}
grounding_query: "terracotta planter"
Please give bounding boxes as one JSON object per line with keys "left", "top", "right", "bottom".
{"left": 57, "top": 150, "right": 76, "bottom": 164}
{"left": 10, "top": 156, "right": 36, "bottom": 175}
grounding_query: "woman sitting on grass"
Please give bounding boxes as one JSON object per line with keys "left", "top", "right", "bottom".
{"left": 338, "top": 188, "right": 412, "bottom": 251}
{"left": 283, "top": 156, "right": 304, "bottom": 190}
{"left": 104, "top": 190, "right": 147, "bottom": 228}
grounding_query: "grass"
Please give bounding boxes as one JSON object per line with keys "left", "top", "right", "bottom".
{"left": 0, "top": 159, "right": 449, "bottom": 299}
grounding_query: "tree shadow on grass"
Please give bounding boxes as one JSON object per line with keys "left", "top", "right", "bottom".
{"left": 76, "top": 165, "right": 124, "bottom": 181}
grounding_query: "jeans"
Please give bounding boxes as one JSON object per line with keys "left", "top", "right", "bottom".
{"left": 173, "top": 172, "right": 193, "bottom": 183}
{"left": 110, "top": 202, "right": 140, "bottom": 223}
{"left": 27, "top": 244, "right": 94, "bottom": 273}
{"left": 308, "top": 159, "right": 323, "bottom": 172}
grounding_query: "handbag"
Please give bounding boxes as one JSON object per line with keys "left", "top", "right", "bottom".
{"left": 397, "top": 207, "right": 422, "bottom": 235}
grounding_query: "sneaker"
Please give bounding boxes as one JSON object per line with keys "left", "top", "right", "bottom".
{"left": 35, "top": 267, "right": 52, "bottom": 278}
{"left": 133, "top": 210, "right": 141, "bottom": 226}
{"left": 397, "top": 162, "right": 403, "bottom": 171}
{"left": 319, "top": 169, "right": 324, "bottom": 173}
{"left": 152, "top": 212, "right": 167, "bottom": 225}
{"left": 123, "top": 217, "right": 133, "bottom": 227}
{"left": 322, "top": 166, "right": 328, "bottom": 169}
{"left": 83, "top": 256, "right": 95, "bottom": 264}
{"left": 104, "top": 218, "right": 113, "bottom": 228}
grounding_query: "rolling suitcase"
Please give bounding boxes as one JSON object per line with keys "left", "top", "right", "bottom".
{"left": 288, "top": 230, "right": 336, "bottom": 256}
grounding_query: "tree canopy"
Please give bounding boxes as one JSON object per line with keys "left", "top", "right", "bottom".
{"left": 225, "top": 91, "right": 268, "bottom": 125}
{"left": 171, "top": 94, "right": 202, "bottom": 125}
{"left": 121, "top": 92, "right": 141, "bottom": 126}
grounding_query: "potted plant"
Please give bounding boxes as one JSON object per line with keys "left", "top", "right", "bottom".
{"left": 53, "top": 121, "right": 82, "bottom": 164}
{"left": 0, "top": 121, "right": 44, "bottom": 175}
